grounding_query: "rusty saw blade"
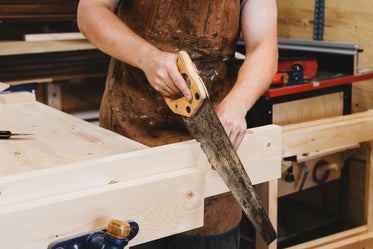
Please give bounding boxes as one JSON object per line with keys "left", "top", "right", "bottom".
{"left": 164, "top": 51, "right": 277, "bottom": 245}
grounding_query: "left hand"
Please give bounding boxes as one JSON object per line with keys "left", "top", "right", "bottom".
{"left": 215, "top": 98, "right": 247, "bottom": 151}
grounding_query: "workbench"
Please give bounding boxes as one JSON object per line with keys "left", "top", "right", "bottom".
{"left": 3, "top": 89, "right": 373, "bottom": 249}
{"left": 0, "top": 92, "right": 281, "bottom": 248}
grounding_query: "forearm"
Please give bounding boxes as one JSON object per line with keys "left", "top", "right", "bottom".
{"left": 228, "top": 41, "right": 278, "bottom": 113}
{"left": 77, "top": 0, "right": 158, "bottom": 70}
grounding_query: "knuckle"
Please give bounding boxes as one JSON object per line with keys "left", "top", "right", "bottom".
{"left": 156, "top": 70, "right": 166, "bottom": 80}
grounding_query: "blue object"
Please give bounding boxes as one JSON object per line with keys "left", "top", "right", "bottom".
{"left": 1, "top": 82, "right": 38, "bottom": 93}
{"left": 48, "top": 221, "right": 139, "bottom": 249}
{"left": 313, "top": 0, "right": 325, "bottom": 41}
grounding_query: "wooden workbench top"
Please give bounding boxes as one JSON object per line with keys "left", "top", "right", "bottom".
{"left": 0, "top": 92, "right": 146, "bottom": 177}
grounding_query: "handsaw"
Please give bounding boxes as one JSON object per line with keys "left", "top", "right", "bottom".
{"left": 164, "top": 51, "right": 277, "bottom": 245}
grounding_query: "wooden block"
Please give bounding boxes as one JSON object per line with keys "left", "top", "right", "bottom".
{"left": 0, "top": 168, "right": 204, "bottom": 249}
{"left": 0, "top": 92, "right": 35, "bottom": 104}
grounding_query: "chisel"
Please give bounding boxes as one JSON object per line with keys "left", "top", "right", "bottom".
{"left": 0, "top": 130, "right": 33, "bottom": 139}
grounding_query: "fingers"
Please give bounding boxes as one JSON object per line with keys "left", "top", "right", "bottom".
{"left": 145, "top": 52, "right": 192, "bottom": 101}
{"left": 169, "top": 68, "right": 192, "bottom": 101}
{"left": 217, "top": 112, "right": 247, "bottom": 151}
{"left": 225, "top": 125, "right": 246, "bottom": 150}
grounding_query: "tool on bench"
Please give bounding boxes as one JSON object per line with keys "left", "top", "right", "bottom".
{"left": 0, "top": 82, "right": 37, "bottom": 94}
{"left": 272, "top": 57, "right": 318, "bottom": 86}
{"left": 49, "top": 219, "right": 139, "bottom": 249}
{"left": 163, "top": 51, "right": 277, "bottom": 245}
{"left": 0, "top": 130, "right": 33, "bottom": 139}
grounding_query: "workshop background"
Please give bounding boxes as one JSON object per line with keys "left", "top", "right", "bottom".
{"left": 1, "top": 0, "right": 373, "bottom": 249}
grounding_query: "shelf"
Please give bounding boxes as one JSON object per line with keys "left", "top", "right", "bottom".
{"left": 264, "top": 72, "right": 373, "bottom": 98}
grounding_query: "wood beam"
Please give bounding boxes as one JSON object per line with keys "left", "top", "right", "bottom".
{"left": 256, "top": 180, "right": 278, "bottom": 249}
{"left": 0, "top": 168, "right": 204, "bottom": 248}
{"left": 282, "top": 110, "right": 373, "bottom": 158}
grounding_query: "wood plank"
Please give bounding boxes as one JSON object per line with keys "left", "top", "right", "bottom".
{"left": 314, "top": 232, "right": 373, "bottom": 249}
{"left": 0, "top": 92, "right": 35, "bottom": 104}
{"left": 0, "top": 98, "right": 281, "bottom": 206}
{"left": 256, "top": 180, "right": 278, "bottom": 249}
{"left": 273, "top": 92, "right": 343, "bottom": 126}
{"left": 296, "top": 143, "right": 360, "bottom": 163}
{"left": 24, "top": 32, "right": 85, "bottom": 41}
{"left": 0, "top": 100, "right": 146, "bottom": 177}
{"left": 282, "top": 110, "right": 373, "bottom": 158}
{"left": 0, "top": 141, "right": 199, "bottom": 207}
{"left": 0, "top": 40, "right": 95, "bottom": 56}
{"left": 285, "top": 226, "right": 368, "bottom": 249}
{"left": 0, "top": 126, "right": 281, "bottom": 207}
{"left": 277, "top": 0, "right": 315, "bottom": 40}
{"left": 353, "top": 80, "right": 373, "bottom": 113}
{"left": 365, "top": 142, "right": 373, "bottom": 231}
{"left": 0, "top": 168, "right": 205, "bottom": 249}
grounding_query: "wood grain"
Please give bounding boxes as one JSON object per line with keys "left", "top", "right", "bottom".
{"left": 0, "top": 100, "right": 146, "bottom": 177}
{"left": 273, "top": 92, "right": 343, "bottom": 126}
{"left": 0, "top": 168, "right": 204, "bottom": 248}
{"left": 282, "top": 110, "right": 373, "bottom": 157}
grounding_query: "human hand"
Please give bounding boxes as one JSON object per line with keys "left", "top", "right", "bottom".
{"left": 215, "top": 98, "right": 248, "bottom": 151}
{"left": 142, "top": 50, "right": 192, "bottom": 101}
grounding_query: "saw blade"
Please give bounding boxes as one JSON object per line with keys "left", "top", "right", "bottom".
{"left": 182, "top": 98, "right": 277, "bottom": 245}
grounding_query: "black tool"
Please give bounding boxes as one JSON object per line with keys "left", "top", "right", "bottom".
{"left": 0, "top": 130, "right": 33, "bottom": 139}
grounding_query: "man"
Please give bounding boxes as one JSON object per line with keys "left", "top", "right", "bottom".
{"left": 77, "top": 0, "right": 277, "bottom": 248}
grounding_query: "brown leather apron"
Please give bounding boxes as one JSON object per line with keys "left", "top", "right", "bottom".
{"left": 100, "top": 0, "right": 243, "bottom": 236}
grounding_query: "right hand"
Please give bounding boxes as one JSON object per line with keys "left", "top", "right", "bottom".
{"left": 142, "top": 50, "right": 192, "bottom": 101}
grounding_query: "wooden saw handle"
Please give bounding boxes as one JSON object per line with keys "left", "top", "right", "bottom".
{"left": 163, "top": 51, "right": 208, "bottom": 117}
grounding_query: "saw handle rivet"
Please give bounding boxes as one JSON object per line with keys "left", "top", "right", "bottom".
{"left": 186, "top": 106, "right": 191, "bottom": 113}
{"left": 195, "top": 93, "right": 200, "bottom": 100}
{"left": 256, "top": 214, "right": 263, "bottom": 224}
